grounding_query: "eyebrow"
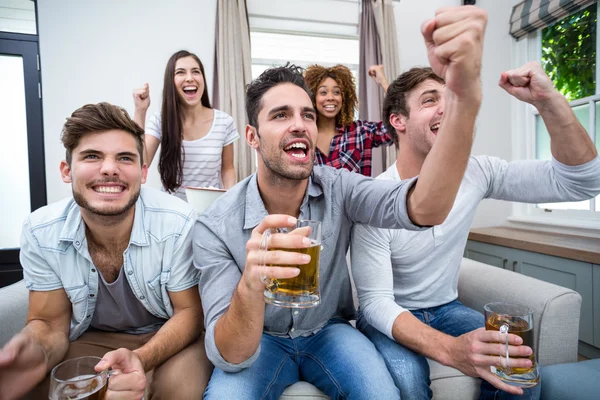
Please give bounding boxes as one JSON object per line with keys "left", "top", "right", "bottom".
{"left": 419, "top": 89, "right": 441, "bottom": 97}
{"left": 175, "top": 67, "right": 200, "bottom": 72}
{"left": 267, "top": 105, "right": 316, "bottom": 115}
{"left": 318, "top": 85, "right": 340, "bottom": 90}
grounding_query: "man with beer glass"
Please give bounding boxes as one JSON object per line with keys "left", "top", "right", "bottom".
{"left": 0, "top": 103, "right": 213, "bottom": 399}
{"left": 351, "top": 29, "right": 600, "bottom": 400}
{"left": 193, "top": 6, "right": 488, "bottom": 398}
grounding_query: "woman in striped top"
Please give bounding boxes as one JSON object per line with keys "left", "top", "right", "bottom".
{"left": 133, "top": 50, "right": 239, "bottom": 200}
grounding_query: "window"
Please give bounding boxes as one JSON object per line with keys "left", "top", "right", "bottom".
{"left": 533, "top": 3, "right": 599, "bottom": 213}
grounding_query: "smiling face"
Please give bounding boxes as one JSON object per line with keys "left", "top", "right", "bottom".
{"left": 173, "top": 56, "right": 205, "bottom": 106}
{"left": 315, "top": 77, "right": 342, "bottom": 120}
{"left": 60, "top": 130, "right": 148, "bottom": 218}
{"left": 397, "top": 79, "right": 445, "bottom": 156}
{"left": 246, "top": 83, "right": 318, "bottom": 181}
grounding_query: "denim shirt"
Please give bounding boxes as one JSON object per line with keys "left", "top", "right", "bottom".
{"left": 194, "top": 166, "right": 423, "bottom": 372}
{"left": 20, "top": 187, "right": 199, "bottom": 341}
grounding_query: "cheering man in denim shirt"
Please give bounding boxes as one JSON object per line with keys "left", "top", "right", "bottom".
{"left": 194, "top": 6, "right": 488, "bottom": 399}
{"left": 0, "top": 103, "right": 212, "bottom": 399}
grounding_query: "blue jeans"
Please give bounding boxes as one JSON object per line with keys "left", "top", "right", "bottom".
{"left": 357, "top": 300, "right": 541, "bottom": 400}
{"left": 203, "top": 319, "right": 400, "bottom": 400}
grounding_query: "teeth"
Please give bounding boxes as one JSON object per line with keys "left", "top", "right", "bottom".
{"left": 183, "top": 86, "right": 197, "bottom": 90}
{"left": 290, "top": 153, "right": 305, "bottom": 159}
{"left": 284, "top": 142, "right": 307, "bottom": 151}
{"left": 431, "top": 123, "right": 440, "bottom": 130}
{"left": 95, "top": 186, "right": 123, "bottom": 193}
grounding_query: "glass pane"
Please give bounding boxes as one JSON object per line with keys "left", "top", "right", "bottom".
{"left": 0, "top": 54, "right": 31, "bottom": 249}
{"left": 596, "top": 101, "right": 600, "bottom": 153}
{"left": 536, "top": 103, "right": 591, "bottom": 211}
{"left": 541, "top": 4, "right": 596, "bottom": 102}
{"left": 0, "top": 0, "right": 37, "bottom": 35}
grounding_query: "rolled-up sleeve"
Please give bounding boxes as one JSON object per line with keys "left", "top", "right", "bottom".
{"left": 20, "top": 218, "right": 62, "bottom": 291}
{"left": 192, "top": 218, "right": 259, "bottom": 372}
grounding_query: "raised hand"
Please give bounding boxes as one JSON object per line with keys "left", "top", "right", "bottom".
{"left": 95, "top": 348, "right": 145, "bottom": 400}
{"left": 421, "top": 6, "right": 488, "bottom": 98}
{"left": 499, "top": 61, "right": 558, "bottom": 107}
{"left": 0, "top": 334, "right": 48, "bottom": 400}
{"left": 242, "top": 215, "right": 310, "bottom": 295}
{"left": 449, "top": 328, "right": 533, "bottom": 395}
{"left": 132, "top": 83, "right": 151, "bottom": 112}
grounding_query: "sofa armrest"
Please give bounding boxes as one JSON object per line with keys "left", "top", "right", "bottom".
{"left": 0, "top": 280, "right": 28, "bottom": 346}
{"left": 457, "top": 258, "right": 581, "bottom": 367}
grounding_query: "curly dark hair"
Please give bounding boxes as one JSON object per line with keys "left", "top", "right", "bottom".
{"left": 304, "top": 64, "right": 357, "bottom": 128}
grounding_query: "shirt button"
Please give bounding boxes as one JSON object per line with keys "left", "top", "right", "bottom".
{"left": 86, "top": 315, "right": 91, "bottom": 319}
{"left": 140, "top": 295, "right": 145, "bottom": 300}
{"left": 128, "top": 270, "right": 133, "bottom": 275}
{"left": 91, "top": 269, "right": 96, "bottom": 273}
{"left": 75, "top": 241, "right": 80, "bottom": 246}
{"left": 290, "top": 328, "right": 295, "bottom": 333}
{"left": 89, "top": 294, "right": 95, "bottom": 298}
{"left": 293, "top": 311, "right": 299, "bottom": 316}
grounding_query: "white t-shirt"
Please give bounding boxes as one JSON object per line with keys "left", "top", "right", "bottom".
{"left": 351, "top": 155, "right": 600, "bottom": 340}
{"left": 145, "top": 109, "right": 239, "bottom": 200}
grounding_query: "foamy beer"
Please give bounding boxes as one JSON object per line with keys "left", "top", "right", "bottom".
{"left": 261, "top": 220, "right": 322, "bottom": 308}
{"left": 484, "top": 302, "right": 540, "bottom": 388}
{"left": 49, "top": 356, "right": 109, "bottom": 400}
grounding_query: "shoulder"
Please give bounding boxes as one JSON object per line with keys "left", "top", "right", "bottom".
{"left": 27, "top": 197, "right": 76, "bottom": 233}
{"left": 198, "top": 176, "right": 252, "bottom": 230}
{"left": 140, "top": 187, "right": 196, "bottom": 227}
{"left": 214, "top": 109, "right": 234, "bottom": 124}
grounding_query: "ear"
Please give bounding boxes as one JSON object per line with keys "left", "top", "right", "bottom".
{"left": 389, "top": 113, "right": 407, "bottom": 135}
{"left": 141, "top": 163, "right": 148, "bottom": 184}
{"left": 246, "top": 125, "right": 260, "bottom": 150}
{"left": 60, "top": 160, "right": 72, "bottom": 183}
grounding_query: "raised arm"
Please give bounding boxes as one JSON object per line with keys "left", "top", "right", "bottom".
{"left": 132, "top": 83, "right": 161, "bottom": 166}
{"left": 407, "top": 6, "right": 487, "bottom": 226}
{"left": 368, "top": 64, "right": 390, "bottom": 93}
{"left": 499, "top": 61, "right": 598, "bottom": 165}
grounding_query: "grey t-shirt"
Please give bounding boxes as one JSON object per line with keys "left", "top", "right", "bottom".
{"left": 90, "top": 267, "right": 166, "bottom": 334}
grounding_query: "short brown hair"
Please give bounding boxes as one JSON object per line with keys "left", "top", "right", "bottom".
{"left": 383, "top": 67, "right": 445, "bottom": 148}
{"left": 61, "top": 102, "right": 145, "bottom": 165}
{"left": 304, "top": 64, "right": 357, "bottom": 127}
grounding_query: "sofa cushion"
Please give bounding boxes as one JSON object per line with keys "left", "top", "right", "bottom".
{"left": 429, "top": 359, "right": 480, "bottom": 400}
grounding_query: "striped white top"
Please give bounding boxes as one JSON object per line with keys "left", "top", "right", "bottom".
{"left": 146, "top": 109, "right": 239, "bottom": 200}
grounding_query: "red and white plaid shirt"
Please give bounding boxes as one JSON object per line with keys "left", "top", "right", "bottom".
{"left": 315, "top": 120, "right": 393, "bottom": 176}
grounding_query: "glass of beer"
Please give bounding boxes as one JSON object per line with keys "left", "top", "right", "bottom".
{"left": 260, "top": 220, "right": 322, "bottom": 308}
{"left": 49, "top": 356, "right": 109, "bottom": 400}
{"left": 484, "top": 302, "right": 540, "bottom": 388}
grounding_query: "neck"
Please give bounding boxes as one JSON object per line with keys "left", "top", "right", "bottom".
{"left": 81, "top": 207, "right": 135, "bottom": 249}
{"left": 256, "top": 168, "right": 308, "bottom": 217}
{"left": 396, "top": 141, "right": 426, "bottom": 179}
{"left": 180, "top": 103, "right": 210, "bottom": 122}
{"left": 317, "top": 115, "right": 337, "bottom": 133}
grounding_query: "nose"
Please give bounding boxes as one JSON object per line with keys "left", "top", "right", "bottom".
{"left": 437, "top": 97, "right": 445, "bottom": 115}
{"left": 290, "top": 112, "right": 307, "bottom": 132}
{"left": 185, "top": 71, "right": 194, "bottom": 81}
{"left": 100, "top": 157, "right": 119, "bottom": 176}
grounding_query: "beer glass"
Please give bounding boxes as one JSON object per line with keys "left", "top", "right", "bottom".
{"left": 49, "top": 356, "right": 109, "bottom": 400}
{"left": 484, "top": 302, "right": 540, "bottom": 388}
{"left": 260, "top": 220, "right": 322, "bottom": 308}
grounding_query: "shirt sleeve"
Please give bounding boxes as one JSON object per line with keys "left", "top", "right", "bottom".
{"left": 361, "top": 120, "right": 393, "bottom": 148}
{"left": 145, "top": 114, "right": 162, "bottom": 140}
{"left": 471, "top": 155, "right": 600, "bottom": 202}
{"left": 193, "top": 218, "right": 260, "bottom": 372}
{"left": 339, "top": 169, "right": 425, "bottom": 231}
{"left": 222, "top": 113, "right": 240, "bottom": 146}
{"left": 165, "top": 209, "right": 200, "bottom": 292}
{"left": 20, "top": 217, "right": 63, "bottom": 291}
{"left": 351, "top": 223, "right": 407, "bottom": 340}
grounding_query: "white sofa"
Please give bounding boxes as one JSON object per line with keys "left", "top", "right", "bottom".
{"left": 0, "top": 258, "right": 582, "bottom": 399}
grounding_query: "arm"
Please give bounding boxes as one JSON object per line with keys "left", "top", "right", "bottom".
{"left": 220, "top": 144, "right": 236, "bottom": 189}
{"left": 143, "top": 116, "right": 162, "bottom": 167}
{"left": 132, "top": 83, "right": 150, "bottom": 130}
{"left": 406, "top": 7, "right": 487, "bottom": 226}
{"left": 368, "top": 64, "right": 390, "bottom": 93}
{"left": 0, "top": 290, "right": 71, "bottom": 400}
{"left": 132, "top": 286, "right": 203, "bottom": 371}
{"left": 499, "top": 62, "right": 598, "bottom": 165}
{"left": 196, "top": 215, "right": 308, "bottom": 371}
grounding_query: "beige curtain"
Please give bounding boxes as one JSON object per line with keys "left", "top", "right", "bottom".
{"left": 372, "top": 0, "right": 400, "bottom": 170}
{"left": 213, "top": 0, "right": 255, "bottom": 182}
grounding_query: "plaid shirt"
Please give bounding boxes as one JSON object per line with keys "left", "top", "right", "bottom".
{"left": 315, "top": 120, "right": 393, "bottom": 176}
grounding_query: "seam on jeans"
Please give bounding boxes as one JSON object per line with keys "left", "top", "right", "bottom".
{"left": 300, "top": 352, "right": 348, "bottom": 399}
{"left": 260, "top": 354, "right": 293, "bottom": 400}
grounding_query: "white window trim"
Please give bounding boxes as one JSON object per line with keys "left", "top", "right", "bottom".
{"left": 509, "top": 17, "right": 600, "bottom": 238}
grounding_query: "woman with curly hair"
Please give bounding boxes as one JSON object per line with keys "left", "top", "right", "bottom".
{"left": 304, "top": 64, "right": 392, "bottom": 176}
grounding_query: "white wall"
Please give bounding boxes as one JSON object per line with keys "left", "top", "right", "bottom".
{"left": 394, "top": 0, "right": 519, "bottom": 228}
{"left": 38, "top": 0, "right": 217, "bottom": 203}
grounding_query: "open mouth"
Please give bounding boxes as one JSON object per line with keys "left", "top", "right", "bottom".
{"left": 182, "top": 85, "right": 198, "bottom": 96}
{"left": 430, "top": 122, "right": 440, "bottom": 135}
{"left": 323, "top": 105, "right": 337, "bottom": 112}
{"left": 92, "top": 185, "right": 126, "bottom": 194}
{"left": 283, "top": 141, "right": 308, "bottom": 160}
